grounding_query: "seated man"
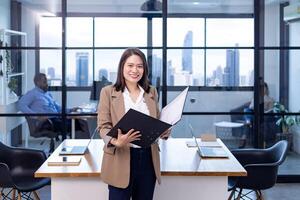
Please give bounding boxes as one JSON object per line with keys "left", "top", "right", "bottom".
{"left": 18, "top": 73, "right": 80, "bottom": 139}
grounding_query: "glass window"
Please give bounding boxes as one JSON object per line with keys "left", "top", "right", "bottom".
{"left": 39, "top": 17, "right": 62, "bottom": 47}
{"left": 167, "top": 18, "right": 204, "bottom": 47}
{"left": 94, "top": 49, "right": 147, "bottom": 84}
{"left": 168, "top": 90, "right": 253, "bottom": 113}
{"left": 66, "top": 50, "right": 93, "bottom": 86}
{"left": 67, "top": 17, "right": 93, "bottom": 47}
{"left": 206, "top": 49, "right": 254, "bottom": 86}
{"left": 151, "top": 49, "right": 163, "bottom": 86}
{"left": 40, "top": 50, "right": 62, "bottom": 86}
{"left": 95, "top": 18, "right": 147, "bottom": 47}
{"left": 206, "top": 18, "right": 254, "bottom": 47}
{"left": 167, "top": 49, "right": 204, "bottom": 86}
{"left": 152, "top": 18, "right": 162, "bottom": 47}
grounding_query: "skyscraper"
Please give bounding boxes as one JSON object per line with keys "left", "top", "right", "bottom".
{"left": 182, "top": 31, "right": 193, "bottom": 74}
{"left": 223, "top": 44, "right": 240, "bottom": 86}
{"left": 47, "top": 67, "right": 55, "bottom": 79}
{"left": 167, "top": 60, "right": 174, "bottom": 85}
{"left": 76, "top": 52, "right": 89, "bottom": 86}
{"left": 98, "top": 68, "right": 108, "bottom": 81}
{"left": 151, "top": 55, "right": 162, "bottom": 86}
{"left": 212, "top": 65, "right": 223, "bottom": 86}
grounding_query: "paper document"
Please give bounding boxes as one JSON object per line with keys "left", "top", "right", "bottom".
{"left": 160, "top": 87, "right": 189, "bottom": 125}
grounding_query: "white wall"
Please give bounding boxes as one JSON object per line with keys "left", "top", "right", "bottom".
{"left": 287, "top": 4, "right": 300, "bottom": 154}
{"left": 289, "top": 21, "right": 300, "bottom": 112}
{"left": 0, "top": 0, "right": 10, "bottom": 29}
{"left": 22, "top": 4, "right": 39, "bottom": 92}
{"left": 264, "top": 2, "right": 280, "bottom": 102}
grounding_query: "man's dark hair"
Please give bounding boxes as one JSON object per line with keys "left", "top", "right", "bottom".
{"left": 34, "top": 73, "right": 46, "bottom": 86}
{"left": 114, "top": 48, "right": 150, "bottom": 93}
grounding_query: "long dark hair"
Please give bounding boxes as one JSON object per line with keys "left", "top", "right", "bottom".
{"left": 114, "top": 48, "right": 150, "bottom": 93}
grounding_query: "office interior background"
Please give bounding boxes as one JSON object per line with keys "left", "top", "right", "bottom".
{"left": 0, "top": 0, "right": 300, "bottom": 183}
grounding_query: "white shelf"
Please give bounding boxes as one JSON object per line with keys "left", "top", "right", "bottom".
{"left": 7, "top": 72, "right": 24, "bottom": 77}
{"left": 0, "top": 29, "right": 27, "bottom": 105}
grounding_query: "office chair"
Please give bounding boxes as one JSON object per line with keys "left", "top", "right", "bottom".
{"left": 0, "top": 142, "right": 50, "bottom": 200}
{"left": 228, "top": 140, "right": 288, "bottom": 200}
{"left": 25, "top": 116, "right": 58, "bottom": 153}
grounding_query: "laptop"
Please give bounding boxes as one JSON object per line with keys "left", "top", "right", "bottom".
{"left": 160, "top": 86, "right": 189, "bottom": 125}
{"left": 59, "top": 128, "right": 98, "bottom": 155}
{"left": 188, "top": 124, "right": 228, "bottom": 158}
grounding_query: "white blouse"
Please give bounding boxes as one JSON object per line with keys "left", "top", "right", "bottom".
{"left": 123, "top": 85, "right": 150, "bottom": 148}
{"left": 123, "top": 85, "right": 150, "bottom": 116}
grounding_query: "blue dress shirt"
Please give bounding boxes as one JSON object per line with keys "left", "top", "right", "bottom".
{"left": 18, "top": 87, "right": 62, "bottom": 113}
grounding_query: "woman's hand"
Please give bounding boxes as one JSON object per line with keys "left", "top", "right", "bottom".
{"left": 110, "top": 129, "right": 141, "bottom": 148}
{"left": 160, "top": 128, "right": 172, "bottom": 140}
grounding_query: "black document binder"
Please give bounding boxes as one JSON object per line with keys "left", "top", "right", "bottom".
{"left": 107, "top": 109, "right": 172, "bottom": 147}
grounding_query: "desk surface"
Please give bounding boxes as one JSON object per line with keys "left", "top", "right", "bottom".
{"left": 35, "top": 138, "right": 246, "bottom": 178}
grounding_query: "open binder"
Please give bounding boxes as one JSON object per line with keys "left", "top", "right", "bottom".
{"left": 107, "top": 109, "right": 172, "bottom": 147}
{"left": 107, "top": 87, "right": 189, "bottom": 147}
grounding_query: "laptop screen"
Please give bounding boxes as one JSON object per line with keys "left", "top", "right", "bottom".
{"left": 86, "top": 128, "right": 99, "bottom": 148}
{"left": 188, "top": 124, "right": 202, "bottom": 155}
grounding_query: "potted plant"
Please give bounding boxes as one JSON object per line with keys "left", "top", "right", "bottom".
{"left": 7, "top": 77, "right": 18, "bottom": 100}
{"left": 273, "top": 102, "right": 300, "bottom": 150}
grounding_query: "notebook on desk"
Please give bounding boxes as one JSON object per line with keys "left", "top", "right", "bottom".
{"left": 188, "top": 124, "right": 228, "bottom": 158}
{"left": 59, "top": 128, "right": 98, "bottom": 155}
{"left": 48, "top": 156, "right": 82, "bottom": 166}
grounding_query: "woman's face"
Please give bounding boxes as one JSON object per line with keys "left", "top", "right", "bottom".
{"left": 123, "top": 55, "right": 144, "bottom": 85}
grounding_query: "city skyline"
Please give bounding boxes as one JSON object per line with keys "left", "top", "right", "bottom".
{"left": 40, "top": 17, "right": 254, "bottom": 87}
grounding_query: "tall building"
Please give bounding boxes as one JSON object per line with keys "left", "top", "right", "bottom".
{"left": 98, "top": 68, "right": 108, "bottom": 81}
{"left": 76, "top": 52, "right": 89, "bottom": 86}
{"left": 222, "top": 66, "right": 230, "bottom": 86}
{"left": 151, "top": 55, "right": 162, "bottom": 86}
{"left": 47, "top": 67, "right": 55, "bottom": 79}
{"left": 223, "top": 44, "right": 240, "bottom": 86}
{"left": 248, "top": 69, "right": 254, "bottom": 85}
{"left": 167, "top": 60, "right": 174, "bottom": 85}
{"left": 182, "top": 31, "right": 193, "bottom": 74}
{"left": 212, "top": 65, "right": 223, "bottom": 86}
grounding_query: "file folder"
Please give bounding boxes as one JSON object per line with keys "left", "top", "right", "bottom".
{"left": 107, "top": 109, "right": 172, "bottom": 147}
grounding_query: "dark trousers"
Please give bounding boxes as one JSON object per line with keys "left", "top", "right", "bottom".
{"left": 108, "top": 147, "right": 156, "bottom": 200}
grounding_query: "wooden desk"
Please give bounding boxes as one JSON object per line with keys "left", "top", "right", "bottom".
{"left": 35, "top": 138, "right": 246, "bottom": 200}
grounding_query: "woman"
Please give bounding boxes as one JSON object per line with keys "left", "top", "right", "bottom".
{"left": 97, "top": 48, "right": 170, "bottom": 200}
{"left": 249, "top": 82, "right": 274, "bottom": 112}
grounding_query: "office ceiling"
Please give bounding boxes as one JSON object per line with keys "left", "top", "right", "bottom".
{"left": 16, "top": 0, "right": 290, "bottom": 14}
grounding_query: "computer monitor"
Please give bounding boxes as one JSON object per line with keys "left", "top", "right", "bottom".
{"left": 90, "top": 79, "right": 112, "bottom": 100}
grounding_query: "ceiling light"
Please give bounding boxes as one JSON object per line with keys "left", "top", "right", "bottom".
{"left": 141, "top": 0, "right": 162, "bottom": 11}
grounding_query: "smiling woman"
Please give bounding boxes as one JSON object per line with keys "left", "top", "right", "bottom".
{"left": 97, "top": 48, "right": 165, "bottom": 200}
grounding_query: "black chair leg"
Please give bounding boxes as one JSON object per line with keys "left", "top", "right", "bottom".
{"left": 255, "top": 190, "right": 263, "bottom": 200}
{"left": 228, "top": 189, "right": 236, "bottom": 200}
{"left": 237, "top": 188, "right": 243, "bottom": 200}
{"left": 49, "top": 138, "right": 55, "bottom": 153}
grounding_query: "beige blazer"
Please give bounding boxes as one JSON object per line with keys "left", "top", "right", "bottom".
{"left": 97, "top": 85, "right": 161, "bottom": 188}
